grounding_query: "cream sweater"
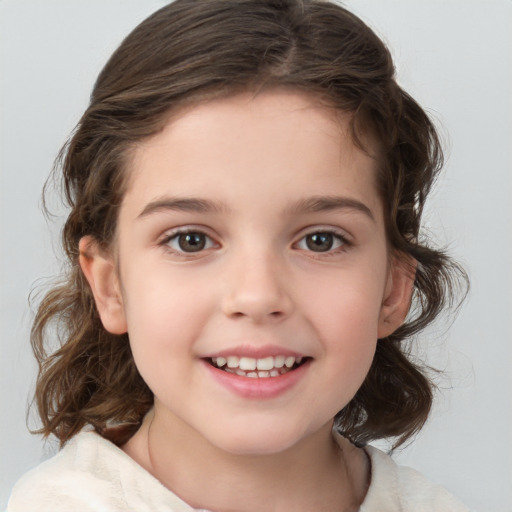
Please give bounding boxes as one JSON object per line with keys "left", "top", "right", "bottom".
{"left": 8, "top": 431, "right": 470, "bottom": 511}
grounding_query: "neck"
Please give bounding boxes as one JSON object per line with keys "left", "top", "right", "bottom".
{"left": 123, "top": 408, "right": 369, "bottom": 512}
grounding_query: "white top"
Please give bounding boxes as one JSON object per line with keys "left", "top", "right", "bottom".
{"left": 8, "top": 431, "right": 470, "bottom": 511}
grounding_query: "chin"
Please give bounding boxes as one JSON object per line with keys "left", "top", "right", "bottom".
{"left": 204, "top": 419, "right": 314, "bottom": 457}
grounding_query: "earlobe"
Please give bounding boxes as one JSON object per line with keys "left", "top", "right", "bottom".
{"left": 79, "top": 236, "right": 127, "bottom": 335}
{"left": 377, "top": 256, "right": 416, "bottom": 339}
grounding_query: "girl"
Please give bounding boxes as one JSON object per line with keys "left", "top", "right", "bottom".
{"left": 8, "top": 0, "right": 470, "bottom": 510}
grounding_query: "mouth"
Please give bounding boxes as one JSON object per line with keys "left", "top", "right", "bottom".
{"left": 206, "top": 355, "right": 310, "bottom": 378}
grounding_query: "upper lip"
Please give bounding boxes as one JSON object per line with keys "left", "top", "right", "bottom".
{"left": 201, "top": 344, "right": 308, "bottom": 359}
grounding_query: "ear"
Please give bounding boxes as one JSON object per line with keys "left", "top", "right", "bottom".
{"left": 377, "top": 255, "right": 416, "bottom": 339}
{"left": 79, "top": 236, "right": 127, "bottom": 335}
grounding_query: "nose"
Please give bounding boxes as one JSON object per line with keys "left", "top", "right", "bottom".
{"left": 221, "top": 249, "right": 293, "bottom": 323}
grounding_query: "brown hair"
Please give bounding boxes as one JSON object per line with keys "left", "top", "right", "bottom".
{"left": 31, "top": 0, "right": 467, "bottom": 448}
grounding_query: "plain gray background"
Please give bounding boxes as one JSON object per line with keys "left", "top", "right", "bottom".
{"left": 1, "top": 1, "right": 511, "bottom": 510}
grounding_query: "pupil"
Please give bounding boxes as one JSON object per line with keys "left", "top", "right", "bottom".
{"left": 306, "top": 233, "right": 333, "bottom": 252}
{"left": 179, "top": 233, "right": 206, "bottom": 252}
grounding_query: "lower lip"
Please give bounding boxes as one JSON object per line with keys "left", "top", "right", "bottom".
{"left": 202, "top": 359, "right": 311, "bottom": 399}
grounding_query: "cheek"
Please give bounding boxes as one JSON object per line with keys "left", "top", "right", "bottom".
{"left": 320, "top": 291, "right": 380, "bottom": 409}
{"left": 299, "top": 268, "right": 384, "bottom": 382}
{"left": 120, "top": 270, "right": 213, "bottom": 377}
{"left": 302, "top": 269, "right": 385, "bottom": 336}
{"left": 122, "top": 259, "right": 214, "bottom": 329}
{"left": 122, "top": 292, "right": 199, "bottom": 404}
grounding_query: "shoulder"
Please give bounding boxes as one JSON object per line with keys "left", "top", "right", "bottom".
{"left": 8, "top": 432, "right": 126, "bottom": 511}
{"left": 7, "top": 431, "right": 193, "bottom": 512}
{"left": 360, "top": 445, "right": 472, "bottom": 512}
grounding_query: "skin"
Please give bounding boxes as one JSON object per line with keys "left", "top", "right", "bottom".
{"left": 80, "top": 90, "right": 414, "bottom": 511}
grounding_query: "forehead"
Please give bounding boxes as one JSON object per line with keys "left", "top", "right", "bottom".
{"left": 122, "top": 90, "right": 381, "bottom": 219}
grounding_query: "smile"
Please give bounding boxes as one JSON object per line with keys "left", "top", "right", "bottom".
{"left": 209, "top": 355, "right": 307, "bottom": 378}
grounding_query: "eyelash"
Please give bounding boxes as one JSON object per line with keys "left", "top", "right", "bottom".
{"left": 159, "top": 228, "right": 217, "bottom": 257}
{"left": 158, "top": 227, "right": 351, "bottom": 257}
{"left": 294, "top": 229, "right": 351, "bottom": 257}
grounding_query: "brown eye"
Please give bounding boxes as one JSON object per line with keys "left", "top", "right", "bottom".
{"left": 305, "top": 232, "right": 334, "bottom": 252}
{"left": 178, "top": 233, "right": 206, "bottom": 252}
{"left": 296, "top": 231, "right": 347, "bottom": 253}
{"left": 165, "top": 231, "right": 214, "bottom": 253}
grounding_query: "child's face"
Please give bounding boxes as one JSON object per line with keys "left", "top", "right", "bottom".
{"left": 83, "top": 90, "right": 411, "bottom": 455}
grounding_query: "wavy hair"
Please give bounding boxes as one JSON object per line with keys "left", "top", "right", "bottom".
{"left": 31, "top": 0, "right": 467, "bottom": 448}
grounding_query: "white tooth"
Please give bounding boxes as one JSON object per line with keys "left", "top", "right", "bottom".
{"left": 274, "top": 355, "right": 285, "bottom": 368}
{"left": 227, "top": 356, "right": 239, "bottom": 368}
{"left": 225, "top": 368, "right": 235, "bottom": 374}
{"left": 295, "top": 356, "right": 303, "bottom": 365}
{"left": 246, "top": 372, "right": 258, "bottom": 378}
{"left": 216, "top": 356, "right": 227, "bottom": 367}
{"left": 257, "top": 371, "right": 270, "bottom": 378}
{"left": 256, "top": 356, "right": 274, "bottom": 371}
{"left": 270, "top": 370, "right": 280, "bottom": 377}
{"left": 235, "top": 369, "right": 246, "bottom": 376}
{"left": 285, "top": 356, "right": 295, "bottom": 368}
{"left": 239, "top": 357, "right": 257, "bottom": 371}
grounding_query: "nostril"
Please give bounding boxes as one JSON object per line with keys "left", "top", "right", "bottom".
{"left": 228, "top": 310, "right": 285, "bottom": 320}
{"left": 222, "top": 288, "right": 292, "bottom": 321}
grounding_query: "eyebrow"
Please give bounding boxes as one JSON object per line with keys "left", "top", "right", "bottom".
{"left": 287, "top": 196, "right": 375, "bottom": 221}
{"left": 137, "top": 195, "right": 374, "bottom": 221}
{"left": 138, "top": 197, "right": 227, "bottom": 218}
